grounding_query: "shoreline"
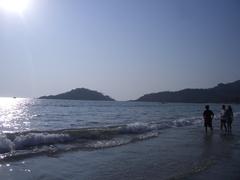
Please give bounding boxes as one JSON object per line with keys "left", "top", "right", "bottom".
{"left": 1, "top": 120, "right": 239, "bottom": 180}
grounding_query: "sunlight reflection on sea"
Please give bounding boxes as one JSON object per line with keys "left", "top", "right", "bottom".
{"left": 0, "top": 98, "right": 32, "bottom": 133}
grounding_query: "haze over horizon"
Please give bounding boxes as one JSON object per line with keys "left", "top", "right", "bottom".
{"left": 1, "top": 0, "right": 240, "bottom": 101}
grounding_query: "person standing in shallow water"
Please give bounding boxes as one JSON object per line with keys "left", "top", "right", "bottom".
{"left": 220, "top": 105, "right": 227, "bottom": 132}
{"left": 226, "top": 105, "right": 233, "bottom": 133}
{"left": 203, "top": 105, "right": 214, "bottom": 133}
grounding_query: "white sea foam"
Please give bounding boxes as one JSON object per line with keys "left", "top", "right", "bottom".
{"left": 135, "top": 132, "right": 159, "bottom": 140}
{"left": 119, "top": 116, "right": 201, "bottom": 134}
{"left": 173, "top": 116, "right": 202, "bottom": 127}
{"left": 0, "top": 133, "right": 71, "bottom": 153}
{"left": 86, "top": 131, "right": 159, "bottom": 149}
{"left": 86, "top": 138, "right": 132, "bottom": 149}
{"left": 119, "top": 122, "right": 157, "bottom": 134}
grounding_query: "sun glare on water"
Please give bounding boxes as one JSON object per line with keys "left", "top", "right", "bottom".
{"left": 0, "top": 0, "right": 30, "bottom": 14}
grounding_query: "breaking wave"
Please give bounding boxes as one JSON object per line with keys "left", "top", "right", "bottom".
{"left": 0, "top": 116, "right": 201, "bottom": 160}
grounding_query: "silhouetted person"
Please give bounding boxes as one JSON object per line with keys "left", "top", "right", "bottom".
{"left": 220, "top": 105, "right": 227, "bottom": 132}
{"left": 203, "top": 105, "right": 214, "bottom": 133}
{"left": 226, "top": 105, "right": 233, "bottom": 133}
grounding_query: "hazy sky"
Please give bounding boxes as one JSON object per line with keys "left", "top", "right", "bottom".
{"left": 0, "top": 0, "right": 240, "bottom": 100}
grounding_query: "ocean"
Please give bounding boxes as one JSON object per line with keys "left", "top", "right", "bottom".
{"left": 0, "top": 98, "right": 240, "bottom": 180}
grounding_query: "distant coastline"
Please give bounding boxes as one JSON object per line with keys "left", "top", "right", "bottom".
{"left": 37, "top": 80, "right": 240, "bottom": 103}
{"left": 136, "top": 80, "right": 240, "bottom": 103}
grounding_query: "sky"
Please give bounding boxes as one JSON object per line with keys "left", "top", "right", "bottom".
{"left": 0, "top": 0, "right": 240, "bottom": 101}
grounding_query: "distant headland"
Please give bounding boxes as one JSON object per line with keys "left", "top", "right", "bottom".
{"left": 39, "top": 88, "right": 115, "bottom": 101}
{"left": 136, "top": 80, "right": 240, "bottom": 103}
{"left": 38, "top": 80, "right": 240, "bottom": 103}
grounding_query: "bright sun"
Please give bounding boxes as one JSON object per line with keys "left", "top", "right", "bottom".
{"left": 0, "top": 0, "right": 30, "bottom": 14}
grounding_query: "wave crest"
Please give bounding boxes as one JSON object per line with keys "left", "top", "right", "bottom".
{"left": 0, "top": 116, "right": 201, "bottom": 160}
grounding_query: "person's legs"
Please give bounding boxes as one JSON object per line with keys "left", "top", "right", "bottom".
{"left": 229, "top": 122, "right": 232, "bottom": 132}
{"left": 204, "top": 121, "right": 207, "bottom": 133}
{"left": 223, "top": 122, "right": 227, "bottom": 132}
{"left": 210, "top": 121, "right": 213, "bottom": 131}
{"left": 227, "top": 122, "right": 232, "bottom": 133}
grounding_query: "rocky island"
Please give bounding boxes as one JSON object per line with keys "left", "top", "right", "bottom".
{"left": 39, "top": 88, "right": 115, "bottom": 101}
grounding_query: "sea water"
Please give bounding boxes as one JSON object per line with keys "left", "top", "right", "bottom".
{"left": 0, "top": 98, "right": 240, "bottom": 179}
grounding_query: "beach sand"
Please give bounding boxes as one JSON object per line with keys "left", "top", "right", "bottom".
{"left": 0, "top": 120, "right": 240, "bottom": 180}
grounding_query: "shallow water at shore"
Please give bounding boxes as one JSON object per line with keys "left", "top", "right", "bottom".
{"left": 1, "top": 123, "right": 240, "bottom": 180}
{"left": 0, "top": 98, "right": 240, "bottom": 179}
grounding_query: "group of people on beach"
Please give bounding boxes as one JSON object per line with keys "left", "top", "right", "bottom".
{"left": 203, "top": 105, "right": 233, "bottom": 134}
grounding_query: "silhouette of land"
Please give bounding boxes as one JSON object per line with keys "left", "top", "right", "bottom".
{"left": 136, "top": 80, "right": 240, "bottom": 103}
{"left": 39, "top": 88, "right": 114, "bottom": 101}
